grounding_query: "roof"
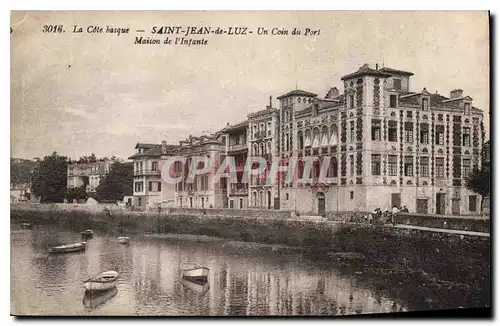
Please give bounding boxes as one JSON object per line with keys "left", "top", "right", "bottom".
{"left": 128, "top": 144, "right": 180, "bottom": 159}
{"left": 276, "top": 89, "right": 318, "bottom": 100}
{"left": 379, "top": 67, "right": 414, "bottom": 77}
{"left": 220, "top": 120, "right": 248, "bottom": 133}
{"left": 247, "top": 107, "right": 277, "bottom": 119}
{"left": 341, "top": 64, "right": 391, "bottom": 81}
{"left": 134, "top": 143, "right": 158, "bottom": 149}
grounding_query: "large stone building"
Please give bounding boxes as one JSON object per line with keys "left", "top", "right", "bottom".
{"left": 277, "top": 64, "right": 485, "bottom": 216}
{"left": 132, "top": 63, "right": 485, "bottom": 215}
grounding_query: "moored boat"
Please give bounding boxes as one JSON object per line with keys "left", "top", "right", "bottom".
{"left": 117, "top": 237, "right": 130, "bottom": 244}
{"left": 180, "top": 263, "right": 210, "bottom": 282}
{"left": 21, "top": 222, "right": 33, "bottom": 229}
{"left": 84, "top": 270, "right": 119, "bottom": 292}
{"left": 48, "top": 242, "right": 86, "bottom": 254}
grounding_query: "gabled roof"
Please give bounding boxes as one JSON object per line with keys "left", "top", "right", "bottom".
{"left": 128, "top": 143, "right": 180, "bottom": 160}
{"left": 341, "top": 64, "right": 391, "bottom": 81}
{"left": 276, "top": 89, "right": 317, "bottom": 100}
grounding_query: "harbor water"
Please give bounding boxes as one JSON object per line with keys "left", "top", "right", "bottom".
{"left": 10, "top": 222, "right": 479, "bottom": 316}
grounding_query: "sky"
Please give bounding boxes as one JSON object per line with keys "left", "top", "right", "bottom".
{"left": 10, "top": 11, "right": 490, "bottom": 161}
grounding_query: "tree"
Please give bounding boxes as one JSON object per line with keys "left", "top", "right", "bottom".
{"left": 466, "top": 167, "right": 490, "bottom": 212}
{"left": 66, "top": 185, "right": 88, "bottom": 202}
{"left": 31, "top": 152, "right": 68, "bottom": 203}
{"left": 95, "top": 162, "right": 133, "bottom": 202}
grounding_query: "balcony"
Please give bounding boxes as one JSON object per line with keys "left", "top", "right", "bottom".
{"left": 134, "top": 169, "right": 161, "bottom": 177}
{"left": 229, "top": 184, "right": 249, "bottom": 196}
{"left": 228, "top": 143, "right": 248, "bottom": 152}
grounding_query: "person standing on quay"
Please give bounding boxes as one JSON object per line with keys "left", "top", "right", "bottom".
{"left": 391, "top": 205, "right": 400, "bottom": 225}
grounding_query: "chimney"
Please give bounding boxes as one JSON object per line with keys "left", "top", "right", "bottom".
{"left": 450, "top": 89, "right": 463, "bottom": 99}
{"left": 161, "top": 140, "right": 167, "bottom": 154}
{"left": 376, "top": 63, "right": 379, "bottom": 70}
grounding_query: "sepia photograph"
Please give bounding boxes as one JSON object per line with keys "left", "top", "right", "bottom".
{"left": 10, "top": 10, "right": 491, "bottom": 317}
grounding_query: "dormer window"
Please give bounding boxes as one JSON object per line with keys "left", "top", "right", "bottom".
{"left": 422, "top": 98, "right": 429, "bottom": 111}
{"left": 313, "top": 104, "right": 319, "bottom": 116}
{"left": 390, "top": 95, "right": 398, "bottom": 108}
{"left": 393, "top": 78, "right": 402, "bottom": 90}
{"left": 464, "top": 103, "right": 471, "bottom": 115}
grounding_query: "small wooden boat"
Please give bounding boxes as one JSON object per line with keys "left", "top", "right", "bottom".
{"left": 180, "top": 263, "right": 210, "bottom": 282}
{"left": 117, "top": 237, "right": 130, "bottom": 244}
{"left": 82, "top": 287, "right": 118, "bottom": 310}
{"left": 48, "top": 242, "right": 86, "bottom": 254}
{"left": 84, "top": 270, "right": 119, "bottom": 292}
{"left": 21, "top": 222, "right": 33, "bottom": 229}
{"left": 180, "top": 277, "right": 210, "bottom": 295}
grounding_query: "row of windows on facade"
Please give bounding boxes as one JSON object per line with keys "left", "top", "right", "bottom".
{"left": 293, "top": 122, "right": 474, "bottom": 149}
{"left": 368, "top": 155, "right": 475, "bottom": 178}
{"left": 347, "top": 93, "right": 472, "bottom": 115}
{"left": 134, "top": 161, "right": 159, "bottom": 172}
{"left": 134, "top": 181, "right": 162, "bottom": 192}
{"left": 281, "top": 97, "right": 313, "bottom": 107}
{"left": 251, "top": 122, "right": 272, "bottom": 140}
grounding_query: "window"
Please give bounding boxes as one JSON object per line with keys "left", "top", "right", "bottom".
{"left": 463, "top": 127, "right": 471, "bottom": 146}
{"left": 134, "top": 182, "right": 143, "bottom": 192}
{"left": 390, "top": 95, "right": 398, "bottom": 108}
{"left": 313, "top": 104, "right": 319, "bottom": 116}
{"left": 420, "top": 157, "right": 429, "bottom": 177}
{"left": 436, "top": 157, "right": 445, "bottom": 178}
{"left": 151, "top": 161, "right": 158, "bottom": 171}
{"left": 349, "top": 121, "right": 355, "bottom": 143}
{"left": 388, "top": 155, "right": 398, "bottom": 176}
{"left": 422, "top": 98, "right": 429, "bottom": 111}
{"left": 349, "top": 155, "right": 355, "bottom": 176}
{"left": 350, "top": 191, "right": 354, "bottom": 200}
{"left": 388, "top": 121, "right": 398, "bottom": 142}
{"left": 148, "top": 181, "right": 153, "bottom": 192}
{"left": 464, "top": 103, "right": 471, "bottom": 115}
{"left": 404, "top": 122, "right": 413, "bottom": 143}
{"left": 404, "top": 156, "right": 413, "bottom": 176}
{"left": 158, "top": 182, "right": 162, "bottom": 192}
{"left": 286, "top": 193, "right": 289, "bottom": 200}
{"left": 463, "top": 159, "right": 472, "bottom": 177}
{"left": 469, "top": 195, "right": 477, "bottom": 212}
{"left": 406, "top": 111, "right": 413, "bottom": 119}
{"left": 371, "top": 154, "right": 381, "bottom": 175}
{"left": 393, "top": 78, "right": 402, "bottom": 90}
{"left": 420, "top": 123, "right": 429, "bottom": 144}
{"left": 436, "top": 125, "right": 445, "bottom": 145}
{"left": 349, "top": 94, "right": 354, "bottom": 109}
{"left": 371, "top": 119, "right": 381, "bottom": 141}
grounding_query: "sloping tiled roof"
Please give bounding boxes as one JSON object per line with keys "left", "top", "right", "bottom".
{"left": 379, "top": 67, "right": 414, "bottom": 76}
{"left": 341, "top": 64, "right": 391, "bottom": 81}
{"left": 128, "top": 144, "right": 180, "bottom": 159}
{"left": 134, "top": 143, "right": 158, "bottom": 149}
{"left": 276, "top": 89, "right": 318, "bottom": 100}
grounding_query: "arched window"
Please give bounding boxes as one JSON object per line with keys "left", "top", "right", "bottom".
{"left": 312, "top": 128, "right": 320, "bottom": 148}
{"left": 304, "top": 129, "right": 312, "bottom": 147}
{"left": 297, "top": 130, "right": 304, "bottom": 150}
{"left": 260, "top": 143, "right": 264, "bottom": 156}
{"left": 267, "top": 141, "right": 272, "bottom": 155}
{"left": 252, "top": 191, "right": 257, "bottom": 207}
{"left": 321, "top": 126, "right": 329, "bottom": 147}
{"left": 327, "top": 157, "right": 338, "bottom": 178}
{"left": 329, "top": 124, "right": 338, "bottom": 146}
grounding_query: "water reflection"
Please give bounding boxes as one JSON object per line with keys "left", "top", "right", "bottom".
{"left": 83, "top": 288, "right": 118, "bottom": 311}
{"left": 11, "top": 224, "right": 429, "bottom": 316}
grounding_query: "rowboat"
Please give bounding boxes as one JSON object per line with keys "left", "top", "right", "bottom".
{"left": 48, "top": 242, "right": 86, "bottom": 254}
{"left": 180, "top": 263, "right": 210, "bottom": 282}
{"left": 82, "top": 287, "right": 118, "bottom": 310}
{"left": 117, "top": 237, "right": 130, "bottom": 244}
{"left": 21, "top": 222, "right": 33, "bottom": 229}
{"left": 84, "top": 270, "right": 119, "bottom": 292}
{"left": 180, "top": 277, "right": 210, "bottom": 295}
